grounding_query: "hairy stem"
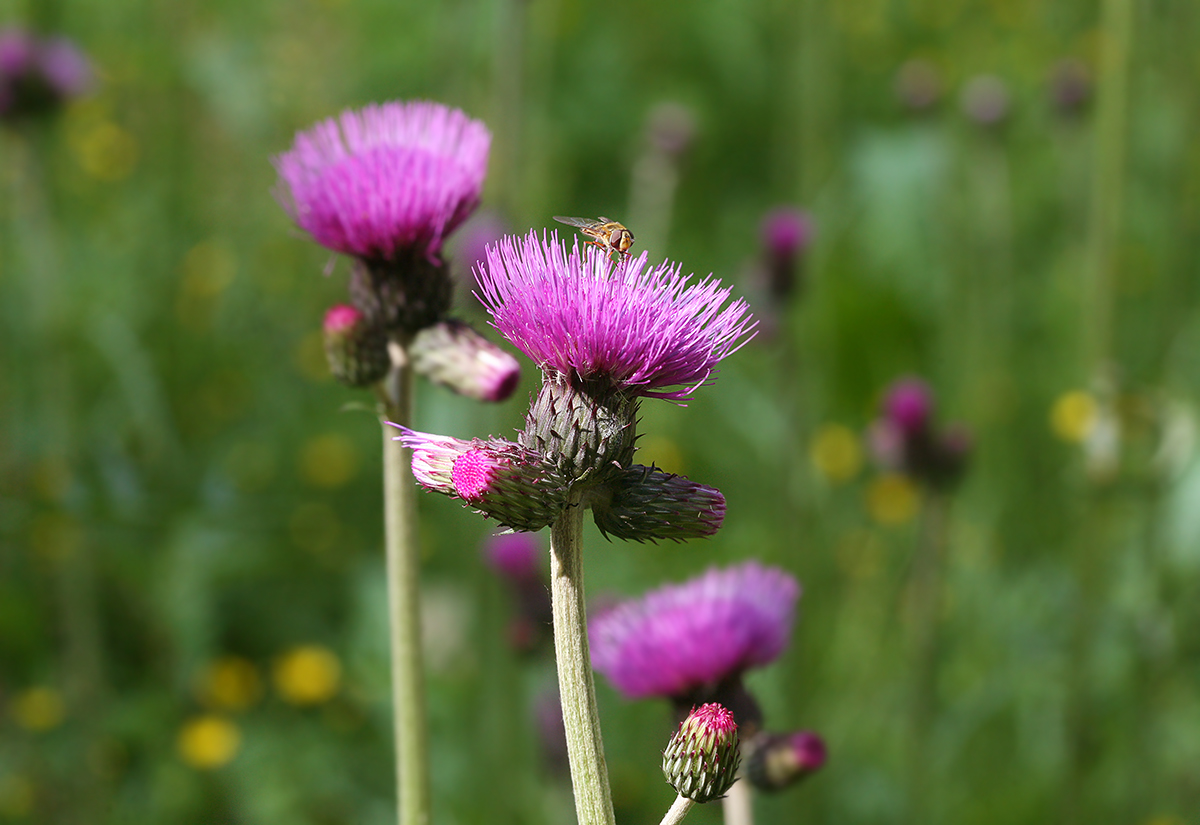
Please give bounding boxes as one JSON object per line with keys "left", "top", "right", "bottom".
{"left": 660, "top": 794, "right": 696, "bottom": 825}
{"left": 550, "top": 503, "right": 616, "bottom": 825}
{"left": 381, "top": 353, "right": 430, "bottom": 825}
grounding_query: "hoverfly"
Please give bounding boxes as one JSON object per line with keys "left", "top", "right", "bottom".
{"left": 553, "top": 216, "right": 635, "bottom": 260}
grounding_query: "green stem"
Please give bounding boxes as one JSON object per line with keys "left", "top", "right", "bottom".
{"left": 549, "top": 503, "right": 616, "bottom": 825}
{"left": 907, "top": 491, "right": 949, "bottom": 820}
{"left": 1085, "top": 0, "right": 1135, "bottom": 366}
{"left": 381, "top": 352, "right": 430, "bottom": 825}
{"left": 659, "top": 794, "right": 696, "bottom": 825}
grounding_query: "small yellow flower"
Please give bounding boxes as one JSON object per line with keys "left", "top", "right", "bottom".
{"left": 273, "top": 645, "right": 342, "bottom": 706}
{"left": 197, "top": 656, "right": 262, "bottom": 712}
{"left": 12, "top": 687, "right": 66, "bottom": 732}
{"left": 866, "top": 473, "right": 919, "bottom": 525}
{"left": 810, "top": 423, "right": 863, "bottom": 484}
{"left": 299, "top": 433, "right": 358, "bottom": 488}
{"left": 1050, "top": 390, "right": 1098, "bottom": 443}
{"left": 70, "top": 121, "right": 139, "bottom": 181}
{"left": 177, "top": 715, "right": 241, "bottom": 770}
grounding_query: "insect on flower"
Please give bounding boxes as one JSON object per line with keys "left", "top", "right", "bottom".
{"left": 553, "top": 216, "right": 635, "bottom": 259}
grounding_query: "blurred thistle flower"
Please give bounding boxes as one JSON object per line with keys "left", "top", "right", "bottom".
{"left": 1048, "top": 58, "right": 1092, "bottom": 117}
{"left": 758, "top": 206, "right": 813, "bottom": 302}
{"left": 960, "top": 74, "right": 1012, "bottom": 129}
{"left": 399, "top": 232, "right": 753, "bottom": 538}
{"left": 869, "top": 377, "right": 971, "bottom": 491}
{"left": 448, "top": 209, "right": 509, "bottom": 293}
{"left": 322, "top": 303, "right": 391, "bottom": 387}
{"left": 484, "top": 531, "right": 543, "bottom": 582}
{"left": 410, "top": 318, "right": 520, "bottom": 402}
{"left": 646, "top": 100, "right": 697, "bottom": 159}
{"left": 662, "top": 703, "right": 741, "bottom": 804}
{"left": 589, "top": 561, "right": 799, "bottom": 735}
{"left": 743, "top": 730, "right": 827, "bottom": 792}
{"left": 894, "top": 58, "right": 943, "bottom": 113}
{"left": 177, "top": 714, "right": 241, "bottom": 770}
{"left": 274, "top": 100, "right": 490, "bottom": 335}
{"left": 534, "top": 686, "right": 570, "bottom": 775}
{"left": 483, "top": 532, "right": 552, "bottom": 653}
{"left": 0, "top": 29, "right": 93, "bottom": 122}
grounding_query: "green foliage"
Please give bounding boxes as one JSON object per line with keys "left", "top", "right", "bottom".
{"left": 2, "top": 0, "right": 1199, "bottom": 823}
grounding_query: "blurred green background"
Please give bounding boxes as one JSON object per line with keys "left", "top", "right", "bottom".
{"left": 2, "top": 0, "right": 1199, "bottom": 822}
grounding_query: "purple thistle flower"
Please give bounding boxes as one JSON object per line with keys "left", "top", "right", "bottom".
{"left": 38, "top": 37, "right": 93, "bottom": 98}
{"left": 0, "top": 29, "right": 93, "bottom": 120}
{"left": 745, "top": 729, "right": 827, "bottom": 792}
{"left": 484, "top": 532, "right": 543, "bottom": 583}
{"left": 589, "top": 561, "right": 800, "bottom": 700}
{"left": 476, "top": 231, "right": 755, "bottom": 401}
{"left": 760, "top": 207, "right": 813, "bottom": 263}
{"left": 883, "top": 377, "right": 933, "bottom": 436}
{"left": 273, "top": 100, "right": 490, "bottom": 263}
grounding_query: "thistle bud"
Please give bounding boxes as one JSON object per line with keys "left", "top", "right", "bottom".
{"left": 322, "top": 304, "right": 390, "bottom": 387}
{"left": 662, "top": 703, "right": 741, "bottom": 804}
{"left": 744, "top": 730, "right": 826, "bottom": 792}
{"left": 396, "top": 428, "right": 567, "bottom": 532}
{"left": 348, "top": 254, "right": 453, "bottom": 336}
{"left": 592, "top": 464, "right": 725, "bottom": 542}
{"left": 411, "top": 318, "right": 520, "bottom": 402}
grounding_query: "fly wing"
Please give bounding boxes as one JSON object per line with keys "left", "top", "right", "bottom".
{"left": 553, "top": 215, "right": 599, "bottom": 230}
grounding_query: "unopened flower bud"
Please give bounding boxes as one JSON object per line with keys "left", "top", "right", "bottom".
{"left": 662, "top": 703, "right": 741, "bottom": 803}
{"left": 592, "top": 464, "right": 725, "bottom": 542}
{"left": 322, "top": 304, "right": 390, "bottom": 387}
{"left": 744, "top": 730, "right": 826, "bottom": 792}
{"left": 396, "top": 428, "right": 567, "bottom": 531}
{"left": 411, "top": 318, "right": 520, "bottom": 402}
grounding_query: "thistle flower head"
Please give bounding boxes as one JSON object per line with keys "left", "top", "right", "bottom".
{"left": 760, "top": 207, "right": 813, "bottom": 263}
{"left": 662, "top": 703, "right": 741, "bottom": 803}
{"left": 274, "top": 100, "right": 490, "bottom": 263}
{"left": 483, "top": 532, "right": 543, "bottom": 583}
{"left": 476, "top": 231, "right": 755, "bottom": 401}
{"left": 590, "top": 561, "right": 800, "bottom": 700}
{"left": 745, "top": 730, "right": 827, "bottom": 792}
{"left": 883, "top": 377, "right": 933, "bottom": 435}
{"left": 0, "top": 29, "right": 93, "bottom": 120}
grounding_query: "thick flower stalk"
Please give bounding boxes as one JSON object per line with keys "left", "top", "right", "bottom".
{"left": 401, "top": 232, "right": 755, "bottom": 825}
{"left": 273, "top": 99, "right": 506, "bottom": 825}
{"left": 589, "top": 561, "right": 800, "bottom": 737}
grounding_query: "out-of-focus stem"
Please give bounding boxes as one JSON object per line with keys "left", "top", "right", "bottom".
{"left": 1085, "top": 0, "right": 1134, "bottom": 366}
{"left": 549, "top": 503, "right": 616, "bottom": 825}
{"left": 907, "top": 490, "right": 949, "bottom": 820}
{"left": 720, "top": 780, "right": 753, "bottom": 825}
{"left": 659, "top": 794, "right": 696, "bottom": 825}
{"left": 381, "top": 349, "right": 430, "bottom": 825}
